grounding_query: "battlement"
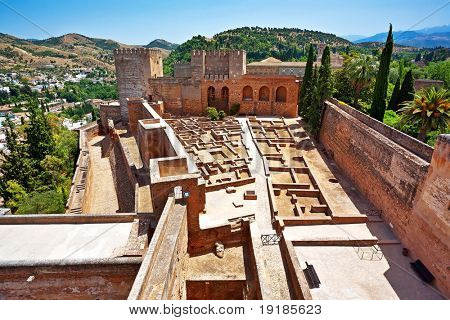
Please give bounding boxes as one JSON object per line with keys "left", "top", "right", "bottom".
{"left": 114, "top": 47, "right": 163, "bottom": 57}
{"left": 191, "top": 49, "right": 246, "bottom": 57}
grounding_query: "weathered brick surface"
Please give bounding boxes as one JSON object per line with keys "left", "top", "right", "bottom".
{"left": 320, "top": 101, "right": 449, "bottom": 296}
{"left": 116, "top": 50, "right": 299, "bottom": 118}
{"left": 0, "top": 262, "right": 140, "bottom": 299}
{"left": 99, "top": 103, "right": 121, "bottom": 134}
{"left": 114, "top": 48, "right": 163, "bottom": 123}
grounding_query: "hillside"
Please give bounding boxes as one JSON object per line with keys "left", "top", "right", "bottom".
{"left": 163, "top": 26, "right": 352, "bottom": 74}
{"left": 0, "top": 33, "right": 129, "bottom": 72}
{"left": 145, "top": 39, "right": 179, "bottom": 51}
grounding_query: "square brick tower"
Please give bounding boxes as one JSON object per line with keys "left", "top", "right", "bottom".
{"left": 228, "top": 50, "right": 246, "bottom": 78}
{"left": 114, "top": 48, "right": 163, "bottom": 123}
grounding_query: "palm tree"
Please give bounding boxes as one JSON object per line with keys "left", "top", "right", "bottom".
{"left": 344, "top": 55, "right": 378, "bottom": 109}
{"left": 398, "top": 87, "right": 449, "bottom": 142}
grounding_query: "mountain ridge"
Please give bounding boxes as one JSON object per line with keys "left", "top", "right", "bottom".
{"left": 354, "top": 25, "right": 450, "bottom": 48}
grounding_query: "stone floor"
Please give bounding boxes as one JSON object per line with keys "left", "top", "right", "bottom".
{"left": 84, "top": 135, "right": 119, "bottom": 214}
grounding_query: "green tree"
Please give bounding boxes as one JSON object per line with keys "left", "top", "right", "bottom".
{"left": 398, "top": 87, "right": 449, "bottom": 141}
{"left": 370, "top": 24, "right": 394, "bottom": 121}
{"left": 397, "top": 70, "right": 415, "bottom": 107}
{"left": 299, "top": 44, "right": 314, "bottom": 117}
{"left": 344, "top": 54, "right": 378, "bottom": 109}
{"left": 4, "top": 180, "right": 27, "bottom": 212}
{"left": 305, "top": 66, "right": 321, "bottom": 134}
{"left": 317, "top": 46, "right": 333, "bottom": 104}
{"left": 0, "top": 117, "right": 34, "bottom": 201}
{"left": 206, "top": 107, "right": 219, "bottom": 121}
{"left": 398, "top": 59, "right": 405, "bottom": 81}
{"left": 388, "top": 77, "right": 401, "bottom": 110}
{"left": 16, "top": 190, "right": 65, "bottom": 214}
{"left": 415, "top": 53, "right": 421, "bottom": 62}
{"left": 25, "top": 102, "right": 54, "bottom": 164}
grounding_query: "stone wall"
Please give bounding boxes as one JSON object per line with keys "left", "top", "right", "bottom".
{"left": 186, "top": 280, "right": 247, "bottom": 299}
{"left": 128, "top": 197, "right": 189, "bottom": 300}
{"left": 410, "top": 135, "right": 449, "bottom": 294}
{"left": 0, "top": 259, "right": 141, "bottom": 300}
{"left": 66, "top": 122, "right": 99, "bottom": 214}
{"left": 99, "top": 102, "right": 121, "bottom": 133}
{"left": 319, "top": 100, "right": 449, "bottom": 295}
{"left": 108, "top": 134, "right": 137, "bottom": 213}
{"left": 148, "top": 74, "right": 299, "bottom": 117}
{"left": 114, "top": 48, "right": 163, "bottom": 123}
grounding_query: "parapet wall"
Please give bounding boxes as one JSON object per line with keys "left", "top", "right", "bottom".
{"left": 328, "top": 98, "right": 433, "bottom": 161}
{"left": 66, "top": 122, "right": 99, "bottom": 214}
{"left": 0, "top": 258, "right": 141, "bottom": 299}
{"left": 320, "top": 100, "right": 449, "bottom": 295}
{"left": 128, "top": 197, "right": 188, "bottom": 300}
{"left": 108, "top": 133, "right": 137, "bottom": 213}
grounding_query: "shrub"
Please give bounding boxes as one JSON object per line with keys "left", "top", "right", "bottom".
{"left": 16, "top": 190, "right": 65, "bottom": 214}
{"left": 206, "top": 107, "right": 219, "bottom": 121}
{"left": 230, "top": 103, "right": 240, "bottom": 116}
{"left": 218, "top": 110, "right": 226, "bottom": 120}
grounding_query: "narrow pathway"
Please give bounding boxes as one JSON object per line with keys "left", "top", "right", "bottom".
{"left": 84, "top": 136, "right": 119, "bottom": 214}
{"left": 238, "top": 118, "right": 291, "bottom": 299}
{"left": 239, "top": 118, "right": 272, "bottom": 232}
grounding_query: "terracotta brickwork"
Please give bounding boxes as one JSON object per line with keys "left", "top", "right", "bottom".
{"left": 114, "top": 49, "right": 299, "bottom": 120}
{"left": 114, "top": 48, "right": 163, "bottom": 123}
{"left": 320, "top": 101, "right": 449, "bottom": 295}
{"left": 0, "top": 261, "right": 141, "bottom": 300}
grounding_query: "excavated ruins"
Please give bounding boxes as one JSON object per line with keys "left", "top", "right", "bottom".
{"left": 0, "top": 49, "right": 448, "bottom": 300}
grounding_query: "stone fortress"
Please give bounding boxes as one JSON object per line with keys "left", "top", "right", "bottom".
{"left": 0, "top": 48, "right": 448, "bottom": 300}
{"left": 114, "top": 48, "right": 299, "bottom": 119}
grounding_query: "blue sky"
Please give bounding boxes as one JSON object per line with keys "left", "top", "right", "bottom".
{"left": 0, "top": 0, "right": 449, "bottom": 44}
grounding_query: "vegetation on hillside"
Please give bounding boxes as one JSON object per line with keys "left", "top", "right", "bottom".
{"left": 56, "top": 79, "right": 118, "bottom": 102}
{"left": 0, "top": 103, "right": 78, "bottom": 214}
{"left": 163, "top": 27, "right": 351, "bottom": 75}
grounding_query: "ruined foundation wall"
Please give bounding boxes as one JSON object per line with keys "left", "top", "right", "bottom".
{"left": 319, "top": 101, "right": 449, "bottom": 295}
{"left": 0, "top": 260, "right": 141, "bottom": 300}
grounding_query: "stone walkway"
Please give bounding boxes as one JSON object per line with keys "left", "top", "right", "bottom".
{"left": 238, "top": 118, "right": 291, "bottom": 299}
{"left": 84, "top": 136, "right": 119, "bottom": 214}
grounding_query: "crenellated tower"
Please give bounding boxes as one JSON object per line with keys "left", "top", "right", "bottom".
{"left": 114, "top": 47, "right": 163, "bottom": 123}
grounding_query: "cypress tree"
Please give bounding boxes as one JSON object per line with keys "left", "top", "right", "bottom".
{"left": 397, "top": 69, "right": 415, "bottom": 107}
{"left": 299, "top": 44, "right": 314, "bottom": 117}
{"left": 370, "top": 24, "right": 394, "bottom": 121}
{"left": 398, "top": 59, "right": 405, "bottom": 81}
{"left": 304, "top": 66, "right": 319, "bottom": 122}
{"left": 318, "top": 46, "right": 332, "bottom": 104}
{"left": 306, "top": 66, "right": 321, "bottom": 134}
{"left": 388, "top": 77, "right": 401, "bottom": 110}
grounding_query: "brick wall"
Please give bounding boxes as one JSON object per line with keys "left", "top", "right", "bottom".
{"left": 0, "top": 260, "right": 141, "bottom": 300}
{"left": 108, "top": 134, "right": 137, "bottom": 213}
{"left": 128, "top": 198, "right": 189, "bottom": 300}
{"left": 114, "top": 48, "right": 163, "bottom": 123}
{"left": 319, "top": 101, "right": 449, "bottom": 296}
